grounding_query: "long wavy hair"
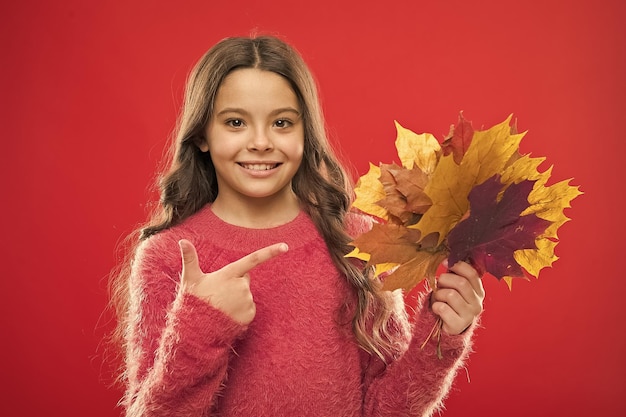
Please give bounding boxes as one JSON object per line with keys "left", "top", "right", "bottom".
{"left": 109, "top": 36, "right": 400, "bottom": 376}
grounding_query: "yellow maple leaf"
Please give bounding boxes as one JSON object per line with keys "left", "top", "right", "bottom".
{"left": 524, "top": 175, "right": 582, "bottom": 238}
{"left": 352, "top": 163, "right": 389, "bottom": 221}
{"left": 500, "top": 153, "right": 546, "bottom": 184}
{"left": 513, "top": 237, "right": 558, "bottom": 278}
{"left": 394, "top": 121, "right": 441, "bottom": 173}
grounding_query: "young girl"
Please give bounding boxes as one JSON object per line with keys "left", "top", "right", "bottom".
{"left": 110, "top": 35, "right": 484, "bottom": 416}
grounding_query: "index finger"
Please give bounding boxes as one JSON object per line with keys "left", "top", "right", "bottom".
{"left": 222, "top": 242, "right": 289, "bottom": 277}
{"left": 446, "top": 259, "right": 485, "bottom": 297}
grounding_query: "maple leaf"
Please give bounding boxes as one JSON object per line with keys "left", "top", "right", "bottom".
{"left": 350, "top": 223, "right": 420, "bottom": 266}
{"left": 514, "top": 238, "right": 558, "bottom": 279}
{"left": 441, "top": 112, "right": 474, "bottom": 164}
{"left": 348, "top": 223, "right": 444, "bottom": 291}
{"left": 380, "top": 231, "right": 444, "bottom": 291}
{"left": 353, "top": 163, "right": 389, "bottom": 221}
{"left": 447, "top": 175, "right": 551, "bottom": 279}
{"left": 501, "top": 153, "right": 546, "bottom": 184}
{"left": 394, "top": 121, "right": 441, "bottom": 174}
{"left": 381, "top": 250, "right": 447, "bottom": 292}
{"left": 393, "top": 166, "right": 432, "bottom": 216}
{"left": 377, "top": 163, "right": 416, "bottom": 225}
{"left": 376, "top": 163, "right": 432, "bottom": 226}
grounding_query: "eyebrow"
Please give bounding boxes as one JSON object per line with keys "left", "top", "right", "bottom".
{"left": 215, "top": 107, "right": 301, "bottom": 117}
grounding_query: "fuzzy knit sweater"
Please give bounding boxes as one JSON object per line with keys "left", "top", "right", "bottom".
{"left": 123, "top": 205, "right": 477, "bottom": 416}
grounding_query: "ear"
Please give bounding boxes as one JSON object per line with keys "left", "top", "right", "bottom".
{"left": 194, "top": 135, "right": 210, "bottom": 153}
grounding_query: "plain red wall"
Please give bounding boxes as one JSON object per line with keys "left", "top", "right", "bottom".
{"left": 2, "top": 0, "right": 624, "bottom": 416}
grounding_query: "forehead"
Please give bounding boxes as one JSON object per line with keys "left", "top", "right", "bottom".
{"left": 214, "top": 68, "right": 300, "bottom": 111}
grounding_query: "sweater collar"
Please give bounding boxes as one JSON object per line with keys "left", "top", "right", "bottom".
{"left": 188, "top": 205, "right": 321, "bottom": 252}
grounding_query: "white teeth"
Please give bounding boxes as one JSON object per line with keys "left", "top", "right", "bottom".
{"left": 241, "top": 163, "right": 277, "bottom": 171}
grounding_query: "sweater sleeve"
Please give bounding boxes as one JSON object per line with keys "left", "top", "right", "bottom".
{"left": 363, "top": 291, "right": 477, "bottom": 417}
{"left": 123, "top": 233, "right": 246, "bottom": 417}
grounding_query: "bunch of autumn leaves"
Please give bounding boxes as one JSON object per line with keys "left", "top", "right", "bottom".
{"left": 347, "top": 114, "right": 582, "bottom": 292}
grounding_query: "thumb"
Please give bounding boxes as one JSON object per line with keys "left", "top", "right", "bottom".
{"left": 178, "top": 239, "right": 203, "bottom": 280}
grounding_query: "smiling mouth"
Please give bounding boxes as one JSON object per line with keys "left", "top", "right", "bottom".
{"left": 238, "top": 163, "right": 281, "bottom": 171}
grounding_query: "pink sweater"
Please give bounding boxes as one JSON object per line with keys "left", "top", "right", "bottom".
{"left": 123, "top": 206, "right": 477, "bottom": 416}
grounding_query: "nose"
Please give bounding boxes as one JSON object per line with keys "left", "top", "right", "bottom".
{"left": 248, "top": 128, "right": 273, "bottom": 151}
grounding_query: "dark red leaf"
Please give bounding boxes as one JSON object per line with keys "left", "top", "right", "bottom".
{"left": 447, "top": 175, "right": 551, "bottom": 279}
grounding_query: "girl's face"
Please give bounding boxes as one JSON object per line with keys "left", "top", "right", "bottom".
{"left": 203, "top": 68, "right": 304, "bottom": 207}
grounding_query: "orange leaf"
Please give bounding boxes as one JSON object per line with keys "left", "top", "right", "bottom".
{"left": 441, "top": 112, "right": 474, "bottom": 164}
{"left": 381, "top": 250, "right": 447, "bottom": 292}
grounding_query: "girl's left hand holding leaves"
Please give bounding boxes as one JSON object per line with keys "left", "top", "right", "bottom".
{"left": 431, "top": 259, "right": 485, "bottom": 335}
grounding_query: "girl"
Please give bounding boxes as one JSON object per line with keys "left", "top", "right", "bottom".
{"left": 110, "top": 35, "right": 484, "bottom": 416}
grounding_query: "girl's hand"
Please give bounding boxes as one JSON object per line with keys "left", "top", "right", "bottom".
{"left": 431, "top": 260, "right": 485, "bottom": 335}
{"left": 178, "top": 239, "right": 288, "bottom": 325}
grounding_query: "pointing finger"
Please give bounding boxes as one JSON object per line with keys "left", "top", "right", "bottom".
{"left": 222, "top": 243, "right": 289, "bottom": 277}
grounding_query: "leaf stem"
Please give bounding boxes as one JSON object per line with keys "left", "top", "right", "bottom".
{"left": 420, "top": 317, "right": 443, "bottom": 359}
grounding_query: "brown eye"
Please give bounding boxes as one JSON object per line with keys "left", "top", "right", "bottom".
{"left": 274, "top": 119, "right": 292, "bottom": 128}
{"left": 227, "top": 119, "right": 244, "bottom": 128}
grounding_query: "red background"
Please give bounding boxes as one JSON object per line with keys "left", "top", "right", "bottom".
{"left": 2, "top": 0, "right": 624, "bottom": 416}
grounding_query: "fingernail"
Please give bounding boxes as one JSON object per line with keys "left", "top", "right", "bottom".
{"left": 178, "top": 239, "right": 190, "bottom": 251}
